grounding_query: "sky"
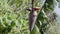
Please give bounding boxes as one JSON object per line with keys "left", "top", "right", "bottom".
{"left": 54, "top": 2, "right": 60, "bottom": 23}
{"left": 54, "top": 2, "right": 60, "bottom": 16}
{"left": 54, "top": 8, "right": 60, "bottom": 16}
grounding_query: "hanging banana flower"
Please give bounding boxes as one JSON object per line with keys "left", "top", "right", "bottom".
{"left": 27, "top": 7, "right": 40, "bottom": 31}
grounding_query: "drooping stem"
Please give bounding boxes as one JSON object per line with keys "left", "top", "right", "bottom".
{"left": 31, "top": 0, "right": 34, "bottom": 12}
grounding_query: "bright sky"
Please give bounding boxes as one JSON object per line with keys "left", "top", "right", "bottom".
{"left": 54, "top": 7, "right": 60, "bottom": 16}
{"left": 54, "top": 2, "right": 60, "bottom": 23}
{"left": 54, "top": 2, "right": 60, "bottom": 16}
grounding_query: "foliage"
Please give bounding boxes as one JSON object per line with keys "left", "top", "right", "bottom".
{"left": 0, "top": 0, "right": 29, "bottom": 34}
{"left": 0, "top": 0, "right": 59, "bottom": 34}
{"left": 31, "top": 0, "right": 58, "bottom": 34}
{"left": 57, "top": 0, "right": 60, "bottom": 2}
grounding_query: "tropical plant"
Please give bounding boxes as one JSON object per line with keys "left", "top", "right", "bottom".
{"left": 0, "top": 0, "right": 59, "bottom": 34}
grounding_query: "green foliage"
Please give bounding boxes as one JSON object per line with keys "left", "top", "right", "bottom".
{"left": 57, "top": 0, "right": 60, "bottom": 2}
{"left": 0, "top": 0, "right": 29, "bottom": 34}
{"left": 32, "top": 0, "right": 58, "bottom": 34}
{"left": 30, "top": 25, "right": 40, "bottom": 34}
{"left": 43, "top": 0, "right": 54, "bottom": 12}
{"left": 0, "top": 0, "right": 59, "bottom": 34}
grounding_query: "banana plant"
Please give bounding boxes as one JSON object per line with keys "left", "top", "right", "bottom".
{"left": 27, "top": 0, "right": 57, "bottom": 34}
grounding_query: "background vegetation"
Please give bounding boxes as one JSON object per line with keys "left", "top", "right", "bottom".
{"left": 0, "top": 0, "right": 60, "bottom": 34}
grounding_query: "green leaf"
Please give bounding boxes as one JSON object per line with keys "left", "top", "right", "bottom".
{"left": 30, "top": 25, "right": 40, "bottom": 34}
{"left": 57, "top": 0, "right": 60, "bottom": 2}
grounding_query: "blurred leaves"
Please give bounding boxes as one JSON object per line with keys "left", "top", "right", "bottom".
{"left": 57, "top": 0, "right": 60, "bottom": 2}
{"left": 0, "top": 0, "right": 29, "bottom": 34}
{"left": 30, "top": 25, "right": 40, "bottom": 34}
{"left": 0, "top": 0, "right": 59, "bottom": 34}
